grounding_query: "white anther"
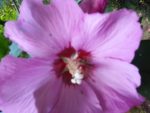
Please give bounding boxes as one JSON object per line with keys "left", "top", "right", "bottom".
{"left": 71, "top": 78, "right": 82, "bottom": 85}
{"left": 71, "top": 78, "right": 77, "bottom": 84}
{"left": 76, "top": 79, "right": 82, "bottom": 85}
{"left": 71, "top": 70, "right": 84, "bottom": 85}
{"left": 73, "top": 70, "right": 84, "bottom": 79}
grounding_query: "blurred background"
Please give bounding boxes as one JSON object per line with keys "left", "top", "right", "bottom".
{"left": 0, "top": 0, "right": 150, "bottom": 112}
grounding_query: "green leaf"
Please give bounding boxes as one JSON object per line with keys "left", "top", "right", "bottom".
{"left": 0, "top": 0, "right": 17, "bottom": 21}
{"left": 0, "top": 25, "right": 10, "bottom": 59}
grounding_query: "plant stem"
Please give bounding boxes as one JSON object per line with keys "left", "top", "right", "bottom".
{"left": 12, "top": 0, "right": 19, "bottom": 13}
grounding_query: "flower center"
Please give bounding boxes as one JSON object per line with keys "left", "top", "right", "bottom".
{"left": 54, "top": 47, "right": 91, "bottom": 85}
{"left": 62, "top": 53, "right": 84, "bottom": 85}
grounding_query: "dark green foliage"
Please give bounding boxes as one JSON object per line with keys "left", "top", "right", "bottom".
{"left": 132, "top": 41, "right": 150, "bottom": 99}
{"left": 0, "top": 25, "right": 10, "bottom": 59}
{"left": 106, "top": 0, "right": 150, "bottom": 20}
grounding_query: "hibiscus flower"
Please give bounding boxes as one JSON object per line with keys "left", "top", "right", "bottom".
{"left": 0, "top": 0, "right": 144, "bottom": 113}
{"left": 79, "top": 0, "right": 108, "bottom": 13}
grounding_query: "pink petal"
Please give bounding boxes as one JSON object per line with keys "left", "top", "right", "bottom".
{"left": 87, "top": 58, "right": 144, "bottom": 113}
{"left": 50, "top": 82, "right": 102, "bottom": 113}
{"left": 72, "top": 9, "right": 142, "bottom": 62}
{"left": 0, "top": 55, "right": 59, "bottom": 113}
{"left": 0, "top": 96, "right": 38, "bottom": 113}
{"left": 79, "top": 0, "right": 108, "bottom": 13}
{"left": 34, "top": 76, "right": 63, "bottom": 113}
{"left": 5, "top": 0, "right": 83, "bottom": 57}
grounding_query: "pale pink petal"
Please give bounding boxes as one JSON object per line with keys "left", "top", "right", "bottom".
{"left": 80, "top": 0, "right": 108, "bottom": 13}
{"left": 50, "top": 82, "right": 102, "bottom": 113}
{"left": 0, "top": 55, "right": 61, "bottom": 113}
{"left": 0, "top": 96, "right": 38, "bottom": 113}
{"left": 5, "top": 0, "right": 83, "bottom": 57}
{"left": 72, "top": 9, "right": 142, "bottom": 62}
{"left": 87, "top": 58, "right": 144, "bottom": 113}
